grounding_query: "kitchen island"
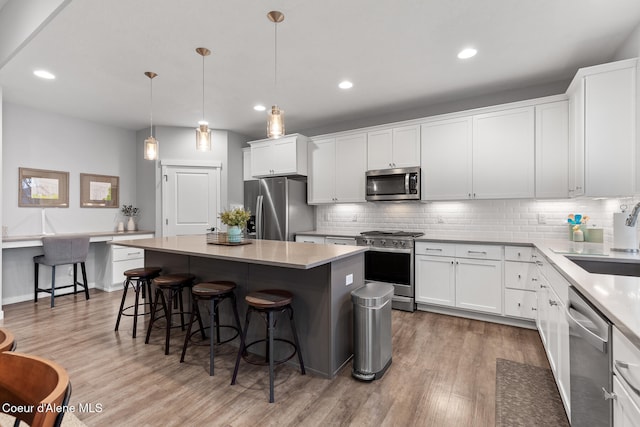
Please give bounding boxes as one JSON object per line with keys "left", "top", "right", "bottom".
{"left": 112, "top": 235, "right": 367, "bottom": 378}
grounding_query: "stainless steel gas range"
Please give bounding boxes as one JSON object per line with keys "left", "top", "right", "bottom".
{"left": 355, "top": 230, "right": 424, "bottom": 312}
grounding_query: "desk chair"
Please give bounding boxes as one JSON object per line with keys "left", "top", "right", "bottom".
{"left": 34, "top": 235, "right": 90, "bottom": 308}
{"left": 0, "top": 352, "right": 71, "bottom": 427}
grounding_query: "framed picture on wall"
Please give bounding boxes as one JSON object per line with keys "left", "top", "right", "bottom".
{"left": 80, "top": 173, "right": 119, "bottom": 208}
{"left": 18, "top": 167, "right": 70, "bottom": 207}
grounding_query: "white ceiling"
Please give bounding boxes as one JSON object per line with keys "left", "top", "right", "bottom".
{"left": 1, "top": 0, "right": 639, "bottom": 139}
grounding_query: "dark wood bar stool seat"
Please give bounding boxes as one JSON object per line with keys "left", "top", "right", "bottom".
{"left": 114, "top": 267, "right": 162, "bottom": 338}
{"left": 231, "top": 289, "right": 305, "bottom": 403}
{"left": 145, "top": 273, "right": 195, "bottom": 355}
{"left": 180, "top": 281, "right": 243, "bottom": 376}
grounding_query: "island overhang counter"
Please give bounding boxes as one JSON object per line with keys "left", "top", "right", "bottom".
{"left": 111, "top": 235, "right": 367, "bottom": 378}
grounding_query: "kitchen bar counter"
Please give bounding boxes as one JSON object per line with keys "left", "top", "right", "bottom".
{"left": 112, "top": 235, "right": 366, "bottom": 378}
{"left": 113, "top": 235, "right": 366, "bottom": 269}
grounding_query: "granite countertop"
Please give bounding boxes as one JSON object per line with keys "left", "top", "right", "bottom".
{"left": 112, "top": 235, "right": 367, "bottom": 270}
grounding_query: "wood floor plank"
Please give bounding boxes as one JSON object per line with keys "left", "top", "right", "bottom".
{"left": 0, "top": 290, "right": 551, "bottom": 426}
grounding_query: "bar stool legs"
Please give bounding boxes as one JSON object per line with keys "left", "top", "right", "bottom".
{"left": 180, "top": 282, "right": 242, "bottom": 376}
{"left": 231, "top": 290, "right": 305, "bottom": 403}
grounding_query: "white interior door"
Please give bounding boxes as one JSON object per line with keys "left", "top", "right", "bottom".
{"left": 161, "top": 162, "right": 221, "bottom": 236}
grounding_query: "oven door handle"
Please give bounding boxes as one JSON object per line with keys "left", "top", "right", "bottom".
{"left": 365, "top": 247, "right": 412, "bottom": 254}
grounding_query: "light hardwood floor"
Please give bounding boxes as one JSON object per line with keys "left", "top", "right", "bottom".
{"left": 1, "top": 290, "right": 549, "bottom": 426}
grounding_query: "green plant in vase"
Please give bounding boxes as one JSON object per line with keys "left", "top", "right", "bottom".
{"left": 219, "top": 208, "right": 251, "bottom": 243}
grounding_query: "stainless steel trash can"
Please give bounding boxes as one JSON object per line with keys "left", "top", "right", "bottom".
{"left": 351, "top": 282, "right": 394, "bottom": 381}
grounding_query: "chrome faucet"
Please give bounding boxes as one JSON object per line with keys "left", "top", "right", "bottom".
{"left": 625, "top": 202, "right": 640, "bottom": 227}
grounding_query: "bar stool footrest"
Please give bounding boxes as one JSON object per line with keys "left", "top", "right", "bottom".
{"left": 242, "top": 338, "right": 298, "bottom": 366}
{"left": 188, "top": 324, "right": 240, "bottom": 347}
{"left": 120, "top": 302, "right": 154, "bottom": 317}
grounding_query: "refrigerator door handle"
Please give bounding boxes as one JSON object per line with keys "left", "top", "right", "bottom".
{"left": 256, "top": 195, "right": 264, "bottom": 239}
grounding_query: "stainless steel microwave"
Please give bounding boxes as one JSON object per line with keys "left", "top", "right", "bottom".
{"left": 366, "top": 167, "right": 420, "bottom": 201}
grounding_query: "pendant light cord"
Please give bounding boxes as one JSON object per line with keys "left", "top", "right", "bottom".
{"left": 149, "top": 77, "right": 154, "bottom": 137}
{"left": 202, "top": 54, "right": 205, "bottom": 121}
{"left": 274, "top": 21, "right": 278, "bottom": 98}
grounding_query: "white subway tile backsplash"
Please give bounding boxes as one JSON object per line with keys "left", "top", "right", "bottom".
{"left": 315, "top": 197, "right": 640, "bottom": 245}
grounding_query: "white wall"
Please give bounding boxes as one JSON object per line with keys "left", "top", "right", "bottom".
{"left": 614, "top": 23, "right": 640, "bottom": 60}
{"left": 2, "top": 102, "right": 137, "bottom": 236}
{"left": 316, "top": 197, "right": 638, "bottom": 246}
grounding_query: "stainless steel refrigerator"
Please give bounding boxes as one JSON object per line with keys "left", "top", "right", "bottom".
{"left": 244, "top": 177, "right": 315, "bottom": 241}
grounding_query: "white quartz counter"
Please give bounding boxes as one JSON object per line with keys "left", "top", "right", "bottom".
{"left": 112, "top": 235, "right": 367, "bottom": 270}
{"left": 2, "top": 230, "right": 154, "bottom": 249}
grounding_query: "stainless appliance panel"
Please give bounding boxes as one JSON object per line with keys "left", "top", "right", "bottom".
{"left": 568, "top": 286, "right": 613, "bottom": 427}
{"left": 365, "top": 167, "right": 420, "bottom": 201}
{"left": 260, "top": 177, "right": 287, "bottom": 241}
{"left": 245, "top": 178, "right": 315, "bottom": 242}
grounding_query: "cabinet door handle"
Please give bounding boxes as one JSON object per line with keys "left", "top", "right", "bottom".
{"left": 467, "top": 250, "right": 487, "bottom": 255}
{"left": 615, "top": 361, "right": 640, "bottom": 397}
{"left": 549, "top": 300, "right": 558, "bottom": 306}
{"left": 535, "top": 261, "right": 543, "bottom": 266}
{"left": 517, "top": 274, "right": 521, "bottom": 279}
{"left": 425, "top": 248, "right": 443, "bottom": 252}
{"left": 602, "top": 388, "right": 617, "bottom": 401}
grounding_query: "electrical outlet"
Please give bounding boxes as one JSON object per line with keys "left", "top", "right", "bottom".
{"left": 351, "top": 214, "right": 358, "bottom": 222}
{"left": 345, "top": 274, "right": 353, "bottom": 286}
{"left": 437, "top": 216, "right": 445, "bottom": 224}
{"left": 538, "top": 214, "right": 547, "bottom": 224}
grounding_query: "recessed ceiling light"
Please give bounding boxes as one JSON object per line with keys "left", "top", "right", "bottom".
{"left": 33, "top": 70, "right": 55, "bottom": 79}
{"left": 457, "top": 48, "right": 477, "bottom": 59}
{"left": 338, "top": 81, "right": 353, "bottom": 89}
{"left": 253, "top": 105, "right": 266, "bottom": 112}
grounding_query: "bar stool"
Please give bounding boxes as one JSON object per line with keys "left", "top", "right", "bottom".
{"left": 114, "top": 267, "right": 162, "bottom": 338}
{"left": 231, "top": 289, "right": 305, "bottom": 403}
{"left": 145, "top": 273, "right": 195, "bottom": 355}
{"left": 34, "top": 235, "right": 90, "bottom": 308}
{"left": 179, "top": 281, "right": 243, "bottom": 376}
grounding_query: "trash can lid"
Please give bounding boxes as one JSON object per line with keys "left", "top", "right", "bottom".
{"left": 351, "top": 282, "right": 394, "bottom": 306}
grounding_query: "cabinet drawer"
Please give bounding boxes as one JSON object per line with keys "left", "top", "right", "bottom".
{"left": 295, "top": 235, "right": 325, "bottom": 244}
{"left": 415, "top": 242, "right": 455, "bottom": 257}
{"left": 613, "top": 375, "right": 640, "bottom": 426}
{"left": 505, "top": 261, "right": 538, "bottom": 291}
{"left": 543, "top": 265, "right": 569, "bottom": 305}
{"left": 504, "top": 288, "right": 537, "bottom": 320}
{"left": 613, "top": 327, "right": 640, "bottom": 410}
{"left": 504, "top": 246, "right": 536, "bottom": 262}
{"left": 112, "top": 245, "right": 144, "bottom": 262}
{"left": 455, "top": 244, "right": 502, "bottom": 260}
{"left": 112, "top": 258, "right": 145, "bottom": 284}
{"left": 325, "top": 236, "right": 356, "bottom": 245}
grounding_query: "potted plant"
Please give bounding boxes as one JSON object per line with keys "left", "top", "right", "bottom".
{"left": 121, "top": 204, "right": 139, "bottom": 231}
{"left": 219, "top": 208, "right": 251, "bottom": 243}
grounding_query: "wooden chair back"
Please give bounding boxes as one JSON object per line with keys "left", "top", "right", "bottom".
{"left": 0, "top": 352, "right": 70, "bottom": 427}
{"left": 0, "top": 328, "right": 16, "bottom": 352}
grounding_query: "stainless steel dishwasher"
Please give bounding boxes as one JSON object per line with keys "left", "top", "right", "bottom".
{"left": 567, "top": 286, "right": 614, "bottom": 427}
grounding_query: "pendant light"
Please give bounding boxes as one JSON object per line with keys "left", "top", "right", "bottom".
{"left": 267, "top": 11, "right": 285, "bottom": 139}
{"left": 143, "top": 71, "right": 159, "bottom": 160}
{"left": 195, "top": 47, "right": 212, "bottom": 151}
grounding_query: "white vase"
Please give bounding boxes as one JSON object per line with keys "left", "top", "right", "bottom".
{"left": 127, "top": 217, "right": 136, "bottom": 231}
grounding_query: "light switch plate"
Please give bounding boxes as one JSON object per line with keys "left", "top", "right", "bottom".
{"left": 345, "top": 273, "right": 353, "bottom": 286}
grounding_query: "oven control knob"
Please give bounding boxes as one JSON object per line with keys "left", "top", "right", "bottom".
{"left": 380, "top": 239, "right": 386, "bottom": 246}
{"left": 392, "top": 240, "right": 399, "bottom": 247}
{"left": 400, "top": 241, "right": 406, "bottom": 247}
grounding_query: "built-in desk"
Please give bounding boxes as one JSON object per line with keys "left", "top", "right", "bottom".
{"left": 1, "top": 231, "right": 154, "bottom": 309}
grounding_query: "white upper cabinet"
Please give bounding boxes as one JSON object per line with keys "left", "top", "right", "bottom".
{"left": 249, "top": 134, "right": 308, "bottom": 178}
{"left": 567, "top": 78, "right": 585, "bottom": 196}
{"left": 242, "top": 148, "right": 256, "bottom": 181}
{"left": 308, "top": 133, "right": 367, "bottom": 204}
{"left": 421, "top": 117, "right": 473, "bottom": 200}
{"left": 472, "top": 106, "right": 535, "bottom": 199}
{"left": 535, "top": 101, "right": 569, "bottom": 198}
{"left": 367, "top": 125, "right": 420, "bottom": 170}
{"left": 566, "top": 58, "right": 637, "bottom": 197}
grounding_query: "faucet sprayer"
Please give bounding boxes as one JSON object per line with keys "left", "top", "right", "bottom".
{"left": 625, "top": 202, "right": 640, "bottom": 227}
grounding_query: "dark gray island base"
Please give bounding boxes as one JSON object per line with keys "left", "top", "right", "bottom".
{"left": 115, "top": 237, "right": 366, "bottom": 379}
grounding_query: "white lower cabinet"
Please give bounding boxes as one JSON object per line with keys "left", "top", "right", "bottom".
{"left": 504, "top": 246, "right": 539, "bottom": 321}
{"left": 613, "top": 326, "right": 640, "bottom": 426}
{"left": 613, "top": 376, "right": 640, "bottom": 427}
{"left": 415, "top": 242, "right": 502, "bottom": 315}
{"left": 294, "top": 234, "right": 325, "bottom": 244}
{"left": 535, "top": 260, "right": 571, "bottom": 420}
{"left": 102, "top": 234, "right": 154, "bottom": 292}
{"left": 504, "top": 288, "right": 537, "bottom": 319}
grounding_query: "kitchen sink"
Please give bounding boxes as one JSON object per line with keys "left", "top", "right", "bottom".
{"left": 567, "top": 256, "right": 640, "bottom": 277}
